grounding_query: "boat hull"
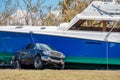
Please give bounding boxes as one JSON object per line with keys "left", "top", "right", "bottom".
{"left": 0, "top": 31, "right": 120, "bottom": 65}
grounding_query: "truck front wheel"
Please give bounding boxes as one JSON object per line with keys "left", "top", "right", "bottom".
{"left": 57, "top": 64, "right": 64, "bottom": 70}
{"left": 34, "top": 56, "right": 44, "bottom": 69}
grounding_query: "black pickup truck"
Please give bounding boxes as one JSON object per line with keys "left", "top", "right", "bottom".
{"left": 12, "top": 43, "right": 65, "bottom": 69}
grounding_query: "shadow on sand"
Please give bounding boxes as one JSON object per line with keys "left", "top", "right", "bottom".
{"left": 0, "top": 63, "right": 120, "bottom": 70}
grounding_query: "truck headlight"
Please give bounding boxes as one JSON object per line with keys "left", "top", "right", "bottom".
{"left": 61, "top": 54, "right": 65, "bottom": 58}
{"left": 12, "top": 56, "right": 15, "bottom": 60}
{"left": 43, "top": 50, "right": 50, "bottom": 55}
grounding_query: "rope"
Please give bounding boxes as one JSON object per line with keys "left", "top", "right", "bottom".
{"left": 29, "top": 31, "right": 35, "bottom": 43}
{"left": 104, "top": 22, "right": 118, "bottom": 70}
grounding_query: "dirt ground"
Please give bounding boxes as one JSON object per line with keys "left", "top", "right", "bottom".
{"left": 0, "top": 69, "right": 120, "bottom": 80}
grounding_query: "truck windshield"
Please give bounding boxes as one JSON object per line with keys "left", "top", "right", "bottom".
{"left": 36, "top": 43, "right": 56, "bottom": 51}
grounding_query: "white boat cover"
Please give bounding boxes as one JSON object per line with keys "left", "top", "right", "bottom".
{"left": 64, "top": 1, "right": 120, "bottom": 30}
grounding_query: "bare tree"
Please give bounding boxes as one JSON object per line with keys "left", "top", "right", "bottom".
{"left": 0, "top": 0, "right": 63, "bottom": 26}
{"left": 14, "top": 0, "right": 46, "bottom": 26}
{"left": 59, "top": 0, "right": 88, "bottom": 22}
{"left": 0, "top": 0, "right": 17, "bottom": 26}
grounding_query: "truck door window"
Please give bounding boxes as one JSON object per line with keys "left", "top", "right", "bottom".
{"left": 26, "top": 44, "right": 33, "bottom": 50}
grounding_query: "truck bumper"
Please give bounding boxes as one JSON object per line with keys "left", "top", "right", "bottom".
{"left": 41, "top": 56, "right": 64, "bottom": 64}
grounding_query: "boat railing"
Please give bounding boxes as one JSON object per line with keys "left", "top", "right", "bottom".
{"left": 70, "top": 26, "right": 120, "bottom": 32}
{"left": 103, "top": 0, "right": 113, "bottom": 2}
{"left": 103, "top": 0, "right": 120, "bottom": 3}
{"left": 92, "top": 5, "right": 120, "bottom": 14}
{"left": 104, "top": 22, "right": 118, "bottom": 41}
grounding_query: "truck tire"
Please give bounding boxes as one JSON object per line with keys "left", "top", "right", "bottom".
{"left": 13, "top": 60, "right": 21, "bottom": 69}
{"left": 34, "top": 56, "right": 44, "bottom": 69}
{"left": 57, "top": 64, "right": 64, "bottom": 70}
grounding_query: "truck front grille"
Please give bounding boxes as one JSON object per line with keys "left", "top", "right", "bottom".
{"left": 50, "top": 52, "right": 61, "bottom": 57}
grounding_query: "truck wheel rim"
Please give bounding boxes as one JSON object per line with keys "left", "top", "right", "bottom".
{"left": 34, "top": 57, "right": 41, "bottom": 68}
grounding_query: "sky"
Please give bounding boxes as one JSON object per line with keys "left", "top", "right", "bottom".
{"left": 44, "top": 0, "right": 62, "bottom": 9}
{"left": 0, "top": 0, "right": 63, "bottom": 13}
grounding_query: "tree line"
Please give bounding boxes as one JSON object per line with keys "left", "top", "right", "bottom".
{"left": 1, "top": 0, "right": 119, "bottom": 26}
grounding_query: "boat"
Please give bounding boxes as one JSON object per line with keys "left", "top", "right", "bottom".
{"left": 0, "top": 0, "right": 120, "bottom": 66}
